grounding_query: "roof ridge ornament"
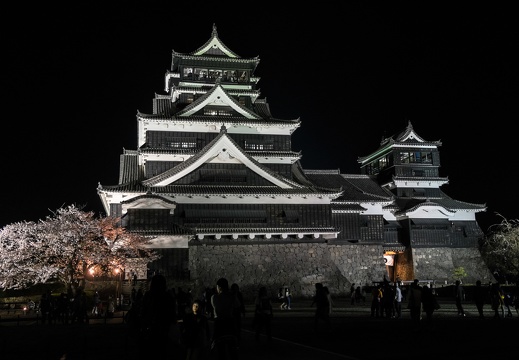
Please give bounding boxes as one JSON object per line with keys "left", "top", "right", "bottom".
{"left": 220, "top": 124, "right": 227, "bottom": 133}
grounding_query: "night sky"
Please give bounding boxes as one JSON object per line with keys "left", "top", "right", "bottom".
{"left": 2, "top": 3, "right": 516, "bottom": 233}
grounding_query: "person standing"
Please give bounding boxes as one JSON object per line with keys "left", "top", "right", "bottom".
{"left": 350, "top": 283, "right": 356, "bottom": 305}
{"left": 382, "top": 282, "right": 394, "bottom": 318}
{"left": 107, "top": 295, "right": 115, "bottom": 317}
{"left": 324, "top": 286, "right": 333, "bottom": 315}
{"left": 490, "top": 282, "right": 505, "bottom": 319}
{"left": 454, "top": 280, "right": 466, "bottom": 316}
{"left": 394, "top": 283, "right": 403, "bottom": 319}
{"left": 230, "top": 283, "right": 246, "bottom": 346}
{"left": 355, "top": 286, "right": 365, "bottom": 304}
{"left": 284, "top": 287, "right": 292, "bottom": 310}
{"left": 211, "top": 278, "right": 239, "bottom": 360}
{"left": 180, "top": 300, "right": 211, "bottom": 360}
{"left": 473, "top": 280, "right": 486, "bottom": 319}
{"left": 278, "top": 287, "right": 287, "bottom": 310}
{"left": 311, "top": 282, "right": 331, "bottom": 333}
{"left": 421, "top": 284, "right": 436, "bottom": 323}
{"left": 503, "top": 290, "right": 514, "bottom": 317}
{"left": 125, "top": 287, "right": 144, "bottom": 332}
{"left": 407, "top": 279, "right": 422, "bottom": 327}
{"left": 140, "top": 274, "right": 177, "bottom": 359}
{"left": 253, "top": 286, "right": 273, "bottom": 342}
{"left": 56, "top": 292, "right": 70, "bottom": 324}
{"left": 370, "top": 284, "right": 382, "bottom": 318}
{"left": 71, "top": 287, "right": 88, "bottom": 324}
{"left": 513, "top": 285, "right": 519, "bottom": 316}
{"left": 40, "top": 290, "right": 53, "bottom": 325}
{"left": 92, "top": 291, "right": 100, "bottom": 317}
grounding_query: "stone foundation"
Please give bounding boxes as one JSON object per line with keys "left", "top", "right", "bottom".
{"left": 411, "top": 247, "right": 494, "bottom": 285}
{"left": 188, "top": 242, "right": 493, "bottom": 301}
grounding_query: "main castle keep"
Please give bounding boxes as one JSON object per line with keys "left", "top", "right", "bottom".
{"left": 97, "top": 25, "right": 492, "bottom": 298}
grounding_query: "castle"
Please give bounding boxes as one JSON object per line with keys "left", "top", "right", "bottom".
{"left": 97, "top": 25, "right": 493, "bottom": 298}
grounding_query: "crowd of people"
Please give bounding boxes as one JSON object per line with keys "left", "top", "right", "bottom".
{"left": 23, "top": 287, "right": 118, "bottom": 326}
{"left": 11, "top": 276, "right": 519, "bottom": 360}
{"left": 360, "top": 277, "right": 519, "bottom": 327}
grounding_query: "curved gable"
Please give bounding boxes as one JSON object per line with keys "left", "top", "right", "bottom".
{"left": 176, "top": 83, "right": 261, "bottom": 119}
{"left": 143, "top": 128, "right": 302, "bottom": 189}
{"left": 191, "top": 24, "right": 240, "bottom": 58}
{"left": 121, "top": 195, "right": 177, "bottom": 215}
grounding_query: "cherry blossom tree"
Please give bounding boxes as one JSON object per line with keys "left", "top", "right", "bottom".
{"left": 0, "top": 220, "right": 52, "bottom": 289}
{"left": 0, "top": 204, "right": 159, "bottom": 293}
{"left": 481, "top": 213, "right": 519, "bottom": 283}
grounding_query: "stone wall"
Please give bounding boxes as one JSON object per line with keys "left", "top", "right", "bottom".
{"left": 189, "top": 242, "right": 387, "bottom": 301}
{"left": 412, "top": 247, "right": 494, "bottom": 284}
{"left": 188, "top": 243, "right": 493, "bottom": 301}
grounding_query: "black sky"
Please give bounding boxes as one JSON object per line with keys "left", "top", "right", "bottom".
{"left": 2, "top": 3, "right": 517, "bottom": 232}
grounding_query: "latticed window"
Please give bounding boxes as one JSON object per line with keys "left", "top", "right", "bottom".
{"left": 168, "top": 137, "right": 196, "bottom": 148}
{"left": 400, "top": 151, "right": 433, "bottom": 164}
{"left": 184, "top": 209, "right": 267, "bottom": 224}
{"left": 244, "top": 140, "right": 274, "bottom": 150}
{"left": 126, "top": 209, "right": 172, "bottom": 231}
{"left": 203, "top": 107, "right": 233, "bottom": 116}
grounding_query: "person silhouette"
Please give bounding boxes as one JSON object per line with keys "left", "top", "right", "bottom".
{"left": 211, "top": 278, "right": 239, "bottom": 360}
{"left": 284, "top": 287, "right": 292, "bottom": 310}
{"left": 253, "top": 286, "right": 273, "bottom": 342}
{"left": 421, "top": 284, "right": 436, "bottom": 323}
{"left": 180, "top": 300, "right": 211, "bottom": 360}
{"left": 311, "top": 282, "right": 331, "bottom": 333}
{"left": 408, "top": 279, "right": 422, "bottom": 327}
{"left": 490, "top": 282, "right": 505, "bottom": 319}
{"left": 394, "top": 283, "right": 403, "bottom": 318}
{"left": 473, "top": 280, "right": 486, "bottom": 319}
{"left": 140, "top": 274, "right": 177, "bottom": 359}
{"left": 454, "top": 280, "right": 466, "bottom": 316}
{"left": 230, "top": 283, "right": 245, "bottom": 346}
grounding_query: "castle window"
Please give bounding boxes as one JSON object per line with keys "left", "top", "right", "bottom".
{"left": 420, "top": 152, "right": 433, "bottom": 163}
{"left": 400, "top": 151, "right": 433, "bottom": 164}
{"left": 244, "top": 140, "right": 274, "bottom": 150}
{"left": 238, "top": 70, "right": 248, "bottom": 83}
{"left": 222, "top": 70, "right": 237, "bottom": 82}
{"left": 184, "top": 209, "right": 266, "bottom": 224}
{"left": 378, "top": 156, "right": 388, "bottom": 170}
{"left": 411, "top": 218, "right": 449, "bottom": 229}
{"left": 203, "top": 107, "right": 233, "bottom": 116}
{"left": 194, "top": 68, "right": 208, "bottom": 80}
{"left": 208, "top": 69, "right": 222, "bottom": 80}
{"left": 412, "top": 188, "right": 426, "bottom": 196}
{"left": 168, "top": 137, "right": 196, "bottom": 148}
{"left": 183, "top": 67, "right": 194, "bottom": 79}
{"left": 126, "top": 209, "right": 171, "bottom": 231}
